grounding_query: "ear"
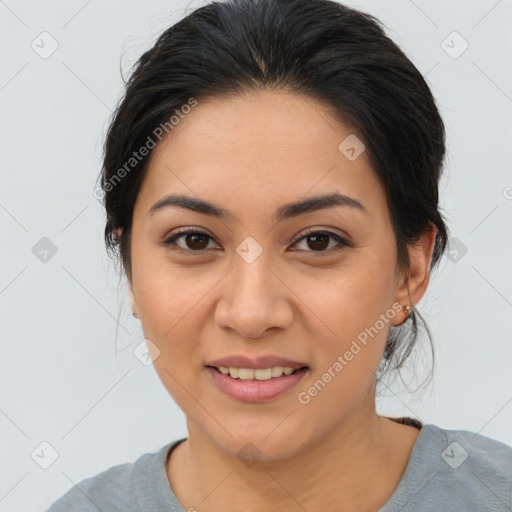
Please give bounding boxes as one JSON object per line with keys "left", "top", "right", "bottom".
{"left": 390, "top": 223, "right": 437, "bottom": 326}
{"left": 113, "top": 227, "right": 123, "bottom": 244}
{"left": 128, "top": 279, "right": 139, "bottom": 319}
{"left": 115, "top": 227, "right": 139, "bottom": 318}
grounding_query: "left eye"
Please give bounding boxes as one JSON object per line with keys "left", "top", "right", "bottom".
{"left": 293, "top": 230, "right": 349, "bottom": 254}
{"left": 163, "top": 229, "right": 349, "bottom": 255}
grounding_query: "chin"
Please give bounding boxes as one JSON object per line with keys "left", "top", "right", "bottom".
{"left": 211, "top": 423, "right": 310, "bottom": 466}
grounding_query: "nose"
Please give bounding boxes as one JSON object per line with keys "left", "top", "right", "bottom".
{"left": 214, "top": 252, "right": 294, "bottom": 339}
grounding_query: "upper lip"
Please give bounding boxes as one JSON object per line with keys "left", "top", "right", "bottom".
{"left": 206, "top": 355, "right": 309, "bottom": 370}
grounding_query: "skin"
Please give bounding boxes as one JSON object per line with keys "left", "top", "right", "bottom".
{"left": 123, "top": 89, "right": 436, "bottom": 511}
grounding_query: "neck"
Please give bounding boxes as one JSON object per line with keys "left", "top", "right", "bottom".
{"left": 167, "top": 408, "right": 420, "bottom": 511}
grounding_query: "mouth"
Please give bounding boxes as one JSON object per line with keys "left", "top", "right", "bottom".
{"left": 205, "top": 365, "right": 310, "bottom": 403}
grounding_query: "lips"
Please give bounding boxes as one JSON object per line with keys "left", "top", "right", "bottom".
{"left": 206, "top": 366, "right": 309, "bottom": 402}
{"left": 204, "top": 354, "right": 310, "bottom": 402}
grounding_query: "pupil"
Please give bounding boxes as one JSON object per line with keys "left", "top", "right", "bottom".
{"left": 187, "top": 233, "right": 208, "bottom": 250}
{"left": 308, "top": 233, "right": 328, "bottom": 251}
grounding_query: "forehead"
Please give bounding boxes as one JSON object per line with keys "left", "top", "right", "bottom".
{"left": 135, "top": 90, "right": 386, "bottom": 220}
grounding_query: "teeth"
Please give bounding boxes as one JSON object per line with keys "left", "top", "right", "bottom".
{"left": 271, "top": 366, "right": 284, "bottom": 378}
{"left": 217, "top": 366, "right": 302, "bottom": 380}
{"left": 238, "top": 368, "right": 255, "bottom": 380}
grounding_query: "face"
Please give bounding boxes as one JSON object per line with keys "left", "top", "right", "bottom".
{"left": 127, "top": 89, "right": 429, "bottom": 460}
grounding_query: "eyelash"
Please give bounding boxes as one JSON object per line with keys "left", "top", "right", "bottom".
{"left": 162, "top": 228, "right": 351, "bottom": 257}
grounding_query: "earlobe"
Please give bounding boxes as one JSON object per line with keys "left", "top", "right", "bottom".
{"left": 391, "top": 223, "right": 437, "bottom": 326}
{"left": 113, "top": 227, "right": 123, "bottom": 244}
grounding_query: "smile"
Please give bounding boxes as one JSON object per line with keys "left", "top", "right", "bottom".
{"left": 205, "top": 365, "right": 310, "bottom": 403}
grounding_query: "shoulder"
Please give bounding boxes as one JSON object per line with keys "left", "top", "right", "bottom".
{"left": 429, "top": 424, "right": 512, "bottom": 478}
{"left": 45, "top": 442, "right": 177, "bottom": 512}
{"left": 396, "top": 424, "right": 512, "bottom": 511}
{"left": 45, "top": 460, "right": 138, "bottom": 512}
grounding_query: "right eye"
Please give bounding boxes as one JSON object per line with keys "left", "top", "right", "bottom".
{"left": 163, "top": 229, "right": 219, "bottom": 252}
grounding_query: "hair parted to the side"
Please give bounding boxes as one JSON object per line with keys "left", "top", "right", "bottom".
{"left": 98, "top": 0, "right": 449, "bottom": 394}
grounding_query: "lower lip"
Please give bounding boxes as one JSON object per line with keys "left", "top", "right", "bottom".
{"left": 206, "top": 367, "right": 309, "bottom": 403}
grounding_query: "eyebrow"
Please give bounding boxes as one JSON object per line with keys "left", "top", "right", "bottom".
{"left": 148, "top": 192, "right": 367, "bottom": 222}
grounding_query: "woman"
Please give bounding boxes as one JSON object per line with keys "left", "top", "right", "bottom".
{"left": 46, "top": 0, "right": 512, "bottom": 510}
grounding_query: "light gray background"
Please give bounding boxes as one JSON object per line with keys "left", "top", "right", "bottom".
{"left": 1, "top": 0, "right": 511, "bottom": 510}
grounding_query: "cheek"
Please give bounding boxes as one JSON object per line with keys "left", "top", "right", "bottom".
{"left": 131, "top": 256, "right": 204, "bottom": 365}
{"left": 297, "top": 252, "right": 395, "bottom": 384}
{"left": 299, "top": 256, "right": 394, "bottom": 336}
{"left": 132, "top": 244, "right": 206, "bottom": 332}
{"left": 134, "top": 265, "right": 206, "bottom": 410}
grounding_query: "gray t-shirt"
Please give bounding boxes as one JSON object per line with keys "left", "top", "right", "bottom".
{"left": 46, "top": 422, "right": 512, "bottom": 511}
